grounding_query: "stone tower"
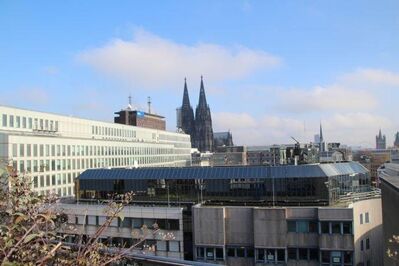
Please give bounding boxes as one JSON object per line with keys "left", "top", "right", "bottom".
{"left": 179, "top": 78, "right": 195, "bottom": 146}
{"left": 194, "top": 76, "right": 214, "bottom": 152}
{"left": 376, "top": 129, "right": 386, "bottom": 150}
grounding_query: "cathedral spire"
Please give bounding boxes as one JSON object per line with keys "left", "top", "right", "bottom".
{"left": 198, "top": 75, "right": 208, "bottom": 108}
{"left": 320, "top": 123, "right": 323, "bottom": 142}
{"left": 182, "top": 77, "right": 191, "bottom": 108}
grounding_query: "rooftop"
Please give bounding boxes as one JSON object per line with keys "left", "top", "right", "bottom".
{"left": 78, "top": 161, "right": 368, "bottom": 181}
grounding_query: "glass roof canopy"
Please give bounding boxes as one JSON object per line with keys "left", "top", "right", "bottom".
{"left": 78, "top": 162, "right": 368, "bottom": 181}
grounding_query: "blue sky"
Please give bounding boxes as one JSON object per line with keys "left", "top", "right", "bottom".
{"left": 1, "top": 1, "right": 399, "bottom": 146}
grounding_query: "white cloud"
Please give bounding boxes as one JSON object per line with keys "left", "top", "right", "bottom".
{"left": 78, "top": 29, "right": 281, "bottom": 89}
{"left": 279, "top": 85, "right": 377, "bottom": 112}
{"left": 340, "top": 68, "right": 399, "bottom": 88}
{"left": 213, "top": 111, "right": 395, "bottom": 147}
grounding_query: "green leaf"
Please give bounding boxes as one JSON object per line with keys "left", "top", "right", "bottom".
{"left": 23, "top": 233, "right": 39, "bottom": 243}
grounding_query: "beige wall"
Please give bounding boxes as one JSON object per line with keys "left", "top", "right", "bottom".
{"left": 351, "top": 197, "right": 383, "bottom": 266}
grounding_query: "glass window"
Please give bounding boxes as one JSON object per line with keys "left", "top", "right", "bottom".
{"left": 366, "top": 238, "right": 370, "bottom": 249}
{"left": 12, "top": 144, "right": 18, "bottom": 157}
{"left": 227, "top": 248, "right": 235, "bottom": 257}
{"left": 28, "top": 118, "right": 32, "bottom": 129}
{"left": 132, "top": 218, "right": 142, "bottom": 229}
{"left": 360, "top": 213, "right": 363, "bottom": 224}
{"left": 343, "top": 222, "right": 352, "bottom": 234}
{"left": 321, "top": 222, "right": 330, "bottom": 234}
{"left": 331, "top": 251, "right": 341, "bottom": 263}
{"left": 19, "top": 144, "right": 24, "bottom": 157}
{"left": 16, "top": 116, "right": 20, "bottom": 128}
{"left": 196, "top": 247, "right": 204, "bottom": 258}
{"left": 309, "top": 248, "right": 318, "bottom": 261}
{"left": 287, "top": 221, "right": 296, "bottom": 232}
{"left": 236, "top": 248, "right": 245, "bottom": 257}
{"left": 343, "top": 251, "right": 352, "bottom": 264}
{"left": 266, "top": 249, "right": 275, "bottom": 262}
{"left": 206, "top": 247, "right": 214, "bottom": 260}
{"left": 298, "top": 248, "right": 308, "bottom": 260}
{"left": 361, "top": 239, "right": 364, "bottom": 251}
{"left": 246, "top": 248, "right": 254, "bottom": 258}
{"left": 288, "top": 248, "right": 297, "bottom": 260}
{"left": 321, "top": 251, "right": 330, "bottom": 263}
{"left": 22, "top": 117, "right": 26, "bottom": 128}
{"left": 332, "top": 222, "right": 341, "bottom": 234}
{"left": 257, "top": 249, "right": 265, "bottom": 262}
{"left": 2, "top": 114, "right": 7, "bottom": 127}
{"left": 9, "top": 115, "right": 14, "bottom": 127}
{"left": 215, "top": 248, "right": 223, "bottom": 260}
{"left": 169, "top": 241, "right": 179, "bottom": 252}
{"left": 33, "top": 176, "right": 38, "bottom": 188}
{"left": 297, "top": 221, "right": 308, "bottom": 233}
{"left": 277, "top": 249, "right": 285, "bottom": 262}
{"left": 309, "top": 221, "right": 318, "bottom": 233}
{"left": 365, "top": 212, "right": 369, "bottom": 223}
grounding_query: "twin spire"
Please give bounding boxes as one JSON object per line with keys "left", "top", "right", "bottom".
{"left": 182, "top": 76, "right": 208, "bottom": 109}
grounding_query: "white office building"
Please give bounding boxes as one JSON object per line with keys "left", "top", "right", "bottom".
{"left": 0, "top": 105, "right": 191, "bottom": 196}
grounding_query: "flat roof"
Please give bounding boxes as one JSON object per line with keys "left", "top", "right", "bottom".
{"left": 78, "top": 161, "right": 368, "bottom": 181}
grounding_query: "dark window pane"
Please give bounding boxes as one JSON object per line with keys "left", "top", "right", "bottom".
{"left": 266, "top": 249, "right": 275, "bottom": 262}
{"left": 227, "top": 248, "right": 235, "bottom": 257}
{"left": 361, "top": 240, "right": 364, "bottom": 251}
{"left": 343, "top": 222, "right": 352, "bottom": 234}
{"left": 257, "top": 249, "right": 265, "bottom": 261}
{"left": 197, "top": 247, "right": 204, "bottom": 258}
{"left": 321, "top": 251, "right": 330, "bottom": 263}
{"left": 216, "top": 248, "right": 224, "bottom": 260}
{"left": 309, "top": 248, "right": 318, "bottom": 261}
{"left": 287, "top": 221, "right": 296, "bottom": 232}
{"left": 298, "top": 248, "right": 308, "bottom": 260}
{"left": 321, "top": 222, "right": 329, "bottom": 234}
{"left": 331, "top": 251, "right": 341, "bottom": 263}
{"left": 297, "top": 221, "right": 308, "bottom": 233}
{"left": 206, "top": 248, "right": 214, "bottom": 260}
{"left": 332, "top": 222, "right": 341, "bottom": 234}
{"left": 288, "top": 248, "right": 297, "bottom": 260}
{"left": 168, "top": 219, "right": 180, "bottom": 230}
{"left": 246, "top": 248, "right": 254, "bottom": 258}
{"left": 366, "top": 238, "right": 370, "bottom": 249}
{"left": 236, "top": 248, "right": 245, "bottom": 257}
{"left": 343, "top": 251, "right": 352, "bottom": 264}
{"left": 309, "top": 221, "right": 318, "bottom": 233}
{"left": 277, "top": 249, "right": 285, "bottom": 262}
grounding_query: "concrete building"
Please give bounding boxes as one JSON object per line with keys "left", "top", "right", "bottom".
{"left": 192, "top": 196, "right": 383, "bottom": 266}
{"left": 114, "top": 106, "right": 166, "bottom": 131}
{"left": 353, "top": 149, "right": 391, "bottom": 186}
{"left": 0, "top": 105, "right": 191, "bottom": 196}
{"left": 211, "top": 146, "right": 247, "bottom": 166}
{"left": 58, "top": 202, "right": 185, "bottom": 259}
{"left": 247, "top": 145, "right": 287, "bottom": 166}
{"left": 379, "top": 162, "right": 399, "bottom": 266}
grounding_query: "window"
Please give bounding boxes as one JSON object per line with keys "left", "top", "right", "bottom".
{"left": 22, "top": 117, "right": 26, "bottom": 128}
{"left": 366, "top": 238, "right": 370, "bottom": 249}
{"left": 206, "top": 247, "right": 214, "bottom": 260}
{"left": 332, "top": 222, "right": 341, "bottom": 234}
{"left": 331, "top": 251, "right": 341, "bottom": 263}
{"left": 297, "top": 221, "right": 308, "bottom": 233}
{"left": 309, "top": 221, "right": 318, "bottom": 233}
{"left": 12, "top": 144, "right": 17, "bottom": 157}
{"left": 19, "top": 144, "right": 24, "bottom": 157}
{"left": 28, "top": 118, "right": 32, "bottom": 129}
{"left": 321, "top": 221, "right": 330, "bottom": 234}
{"left": 227, "top": 248, "right": 235, "bottom": 257}
{"left": 236, "top": 247, "right": 245, "bottom": 257}
{"left": 2, "top": 114, "right": 7, "bottom": 127}
{"left": 360, "top": 213, "right": 363, "bottom": 224}
{"left": 287, "top": 221, "right": 296, "bottom": 232}
{"left": 288, "top": 248, "right": 297, "bottom": 260}
{"left": 9, "top": 115, "right": 14, "bottom": 127}
{"left": 16, "top": 116, "right": 20, "bottom": 128}
{"left": 343, "top": 251, "right": 352, "bottom": 264}
{"left": 266, "top": 249, "right": 275, "bottom": 262}
{"left": 298, "top": 248, "right": 308, "bottom": 260}
{"left": 321, "top": 251, "right": 330, "bottom": 263}
{"left": 215, "top": 248, "right": 223, "bottom": 260}
{"left": 365, "top": 212, "right": 369, "bottom": 223}
{"left": 257, "top": 249, "right": 265, "bottom": 261}
{"left": 343, "top": 222, "right": 352, "bottom": 234}
{"left": 309, "top": 248, "right": 318, "bottom": 261}
{"left": 196, "top": 247, "right": 204, "bottom": 258}
{"left": 277, "top": 249, "right": 285, "bottom": 262}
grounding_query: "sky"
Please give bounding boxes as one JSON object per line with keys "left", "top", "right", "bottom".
{"left": 1, "top": 0, "right": 399, "bottom": 147}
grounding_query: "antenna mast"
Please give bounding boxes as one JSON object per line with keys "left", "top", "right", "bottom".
{"left": 147, "top": 96, "right": 152, "bottom": 114}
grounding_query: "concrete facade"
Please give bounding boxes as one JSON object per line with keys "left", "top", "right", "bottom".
{"left": 193, "top": 202, "right": 383, "bottom": 266}
{"left": 58, "top": 203, "right": 185, "bottom": 260}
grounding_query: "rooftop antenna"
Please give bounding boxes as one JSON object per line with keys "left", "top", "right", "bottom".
{"left": 127, "top": 94, "right": 133, "bottom": 110}
{"left": 147, "top": 96, "right": 152, "bottom": 114}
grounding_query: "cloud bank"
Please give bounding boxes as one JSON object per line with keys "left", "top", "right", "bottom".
{"left": 78, "top": 29, "right": 281, "bottom": 89}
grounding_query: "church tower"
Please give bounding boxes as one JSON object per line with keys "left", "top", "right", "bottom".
{"left": 179, "top": 78, "right": 195, "bottom": 146}
{"left": 376, "top": 129, "right": 386, "bottom": 149}
{"left": 194, "top": 76, "right": 214, "bottom": 152}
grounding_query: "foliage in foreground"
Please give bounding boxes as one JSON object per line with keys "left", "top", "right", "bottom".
{"left": 0, "top": 165, "right": 155, "bottom": 265}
